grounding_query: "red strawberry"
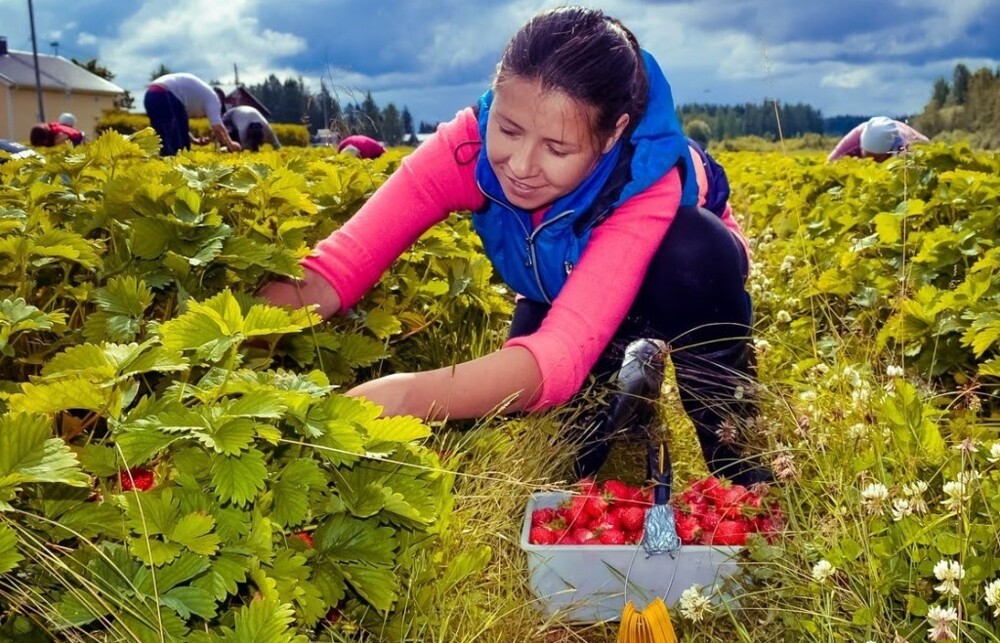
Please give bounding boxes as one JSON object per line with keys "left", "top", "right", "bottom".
{"left": 575, "top": 477, "right": 599, "bottom": 496}
{"left": 691, "top": 475, "right": 723, "bottom": 496}
{"left": 674, "top": 513, "right": 702, "bottom": 545}
{"left": 602, "top": 479, "right": 634, "bottom": 503}
{"left": 551, "top": 528, "right": 569, "bottom": 544}
{"left": 618, "top": 506, "right": 646, "bottom": 532}
{"left": 532, "top": 508, "right": 556, "bottom": 527}
{"left": 119, "top": 467, "right": 154, "bottom": 492}
{"left": 698, "top": 510, "right": 722, "bottom": 533}
{"left": 326, "top": 607, "right": 342, "bottom": 623}
{"left": 584, "top": 495, "right": 609, "bottom": 520}
{"left": 293, "top": 531, "right": 314, "bottom": 548}
{"left": 598, "top": 528, "right": 627, "bottom": 545}
{"left": 715, "top": 485, "right": 749, "bottom": 519}
{"left": 711, "top": 519, "right": 748, "bottom": 546}
{"left": 530, "top": 526, "right": 558, "bottom": 545}
{"left": 571, "top": 528, "right": 597, "bottom": 544}
{"left": 558, "top": 496, "right": 590, "bottom": 527}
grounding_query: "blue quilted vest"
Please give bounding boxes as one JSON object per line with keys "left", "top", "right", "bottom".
{"left": 471, "top": 50, "right": 699, "bottom": 304}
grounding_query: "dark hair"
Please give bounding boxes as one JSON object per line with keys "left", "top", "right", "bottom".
{"left": 245, "top": 122, "right": 265, "bottom": 152}
{"left": 213, "top": 87, "right": 227, "bottom": 118}
{"left": 29, "top": 124, "right": 55, "bottom": 147}
{"left": 495, "top": 6, "right": 647, "bottom": 143}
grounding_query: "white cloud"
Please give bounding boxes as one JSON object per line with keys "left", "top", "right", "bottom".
{"left": 97, "top": 0, "right": 306, "bottom": 100}
{"left": 821, "top": 68, "right": 877, "bottom": 89}
{"left": 77, "top": 32, "right": 99, "bottom": 47}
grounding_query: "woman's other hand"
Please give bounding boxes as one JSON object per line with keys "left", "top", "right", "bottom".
{"left": 258, "top": 267, "right": 342, "bottom": 319}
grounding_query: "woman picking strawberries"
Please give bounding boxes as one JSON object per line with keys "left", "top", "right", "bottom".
{"left": 261, "top": 6, "right": 769, "bottom": 485}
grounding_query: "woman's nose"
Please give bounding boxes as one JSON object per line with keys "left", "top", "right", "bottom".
{"left": 508, "top": 143, "right": 537, "bottom": 177}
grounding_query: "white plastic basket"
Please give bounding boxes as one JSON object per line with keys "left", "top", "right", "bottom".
{"left": 520, "top": 491, "right": 742, "bottom": 623}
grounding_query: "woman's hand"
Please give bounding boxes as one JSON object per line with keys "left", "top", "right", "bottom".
{"left": 346, "top": 346, "right": 543, "bottom": 420}
{"left": 258, "top": 267, "right": 342, "bottom": 319}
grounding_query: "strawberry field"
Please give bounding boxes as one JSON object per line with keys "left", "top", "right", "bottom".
{"left": 0, "top": 132, "right": 999, "bottom": 642}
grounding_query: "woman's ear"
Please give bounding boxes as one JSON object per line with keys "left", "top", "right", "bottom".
{"left": 602, "top": 113, "right": 631, "bottom": 154}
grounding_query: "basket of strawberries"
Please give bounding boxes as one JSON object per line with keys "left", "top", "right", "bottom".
{"left": 520, "top": 475, "right": 782, "bottom": 623}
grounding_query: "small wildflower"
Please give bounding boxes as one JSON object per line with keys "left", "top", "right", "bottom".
{"left": 926, "top": 605, "right": 959, "bottom": 641}
{"left": 860, "top": 482, "right": 889, "bottom": 515}
{"left": 811, "top": 560, "right": 836, "bottom": 583}
{"left": 902, "top": 481, "right": 929, "bottom": 515}
{"left": 772, "top": 443, "right": 798, "bottom": 481}
{"left": 847, "top": 423, "right": 868, "bottom": 440}
{"left": 988, "top": 443, "right": 1000, "bottom": 464}
{"left": 952, "top": 438, "right": 978, "bottom": 455}
{"left": 779, "top": 255, "right": 795, "bottom": 273}
{"left": 678, "top": 584, "right": 714, "bottom": 622}
{"left": 886, "top": 364, "right": 904, "bottom": 378}
{"left": 891, "top": 498, "right": 913, "bottom": 522}
{"left": 776, "top": 310, "right": 792, "bottom": 324}
{"left": 984, "top": 579, "right": 1000, "bottom": 617}
{"left": 933, "top": 560, "right": 965, "bottom": 596}
{"left": 753, "top": 338, "right": 771, "bottom": 353}
{"left": 941, "top": 480, "right": 969, "bottom": 513}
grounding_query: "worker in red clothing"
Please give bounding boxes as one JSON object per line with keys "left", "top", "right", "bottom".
{"left": 337, "top": 134, "right": 386, "bottom": 159}
{"left": 29, "top": 121, "right": 85, "bottom": 147}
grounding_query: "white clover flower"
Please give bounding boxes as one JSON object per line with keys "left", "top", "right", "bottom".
{"left": 799, "top": 389, "right": 817, "bottom": 402}
{"left": 891, "top": 498, "right": 913, "bottom": 522}
{"left": 841, "top": 365, "right": 863, "bottom": 388}
{"left": 779, "top": 255, "right": 795, "bottom": 273}
{"left": 811, "top": 559, "right": 836, "bottom": 583}
{"left": 926, "top": 604, "right": 959, "bottom": 641}
{"left": 776, "top": 310, "right": 792, "bottom": 324}
{"left": 861, "top": 483, "right": 890, "bottom": 515}
{"left": 848, "top": 423, "right": 868, "bottom": 440}
{"left": 984, "top": 579, "right": 1000, "bottom": 617}
{"left": 902, "top": 481, "right": 929, "bottom": 514}
{"left": 886, "top": 364, "right": 904, "bottom": 378}
{"left": 933, "top": 560, "right": 965, "bottom": 596}
{"left": 678, "top": 584, "right": 714, "bottom": 622}
{"left": 753, "top": 338, "right": 772, "bottom": 353}
{"left": 988, "top": 443, "right": 1000, "bottom": 464}
{"left": 940, "top": 475, "right": 973, "bottom": 513}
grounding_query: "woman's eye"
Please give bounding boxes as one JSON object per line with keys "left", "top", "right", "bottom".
{"left": 499, "top": 127, "right": 517, "bottom": 137}
{"left": 548, "top": 147, "right": 569, "bottom": 157}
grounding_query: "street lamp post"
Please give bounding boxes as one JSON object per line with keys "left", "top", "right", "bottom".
{"left": 28, "top": 0, "right": 45, "bottom": 122}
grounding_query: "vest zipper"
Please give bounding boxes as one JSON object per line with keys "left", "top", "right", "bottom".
{"left": 476, "top": 181, "right": 575, "bottom": 304}
{"left": 527, "top": 209, "right": 574, "bottom": 304}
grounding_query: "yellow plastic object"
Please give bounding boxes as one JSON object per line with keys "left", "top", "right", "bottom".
{"left": 616, "top": 598, "right": 678, "bottom": 643}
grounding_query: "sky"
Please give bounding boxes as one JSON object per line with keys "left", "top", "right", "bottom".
{"left": 2, "top": 0, "right": 999, "bottom": 127}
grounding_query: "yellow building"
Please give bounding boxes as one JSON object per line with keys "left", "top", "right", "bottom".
{"left": 0, "top": 37, "right": 123, "bottom": 142}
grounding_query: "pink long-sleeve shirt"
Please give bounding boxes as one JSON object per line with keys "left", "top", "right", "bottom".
{"left": 827, "top": 120, "right": 930, "bottom": 161}
{"left": 303, "top": 108, "right": 749, "bottom": 411}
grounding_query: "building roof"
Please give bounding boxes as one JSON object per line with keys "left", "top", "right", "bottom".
{"left": 0, "top": 49, "right": 123, "bottom": 95}
{"left": 221, "top": 85, "right": 272, "bottom": 119}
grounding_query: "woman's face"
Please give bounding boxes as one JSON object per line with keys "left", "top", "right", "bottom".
{"left": 486, "top": 77, "right": 620, "bottom": 211}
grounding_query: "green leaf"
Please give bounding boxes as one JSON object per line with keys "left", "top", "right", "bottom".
{"left": 935, "top": 532, "right": 963, "bottom": 556}
{"left": 161, "top": 585, "right": 218, "bottom": 620}
{"left": 5, "top": 377, "right": 123, "bottom": 417}
{"left": 231, "top": 598, "right": 306, "bottom": 643}
{"left": 0, "top": 522, "right": 23, "bottom": 574}
{"left": 342, "top": 564, "right": 398, "bottom": 612}
{"left": 0, "top": 413, "right": 89, "bottom": 503}
{"left": 192, "top": 552, "right": 249, "bottom": 601}
{"left": 365, "top": 415, "right": 431, "bottom": 445}
{"left": 75, "top": 444, "right": 119, "bottom": 477}
{"left": 134, "top": 551, "right": 211, "bottom": 594}
{"left": 130, "top": 536, "right": 182, "bottom": 566}
{"left": 315, "top": 514, "right": 397, "bottom": 565}
{"left": 271, "top": 478, "right": 310, "bottom": 528}
{"left": 242, "top": 304, "right": 313, "bottom": 337}
{"left": 211, "top": 449, "right": 268, "bottom": 506}
{"left": 363, "top": 308, "right": 402, "bottom": 339}
{"left": 170, "top": 512, "right": 221, "bottom": 556}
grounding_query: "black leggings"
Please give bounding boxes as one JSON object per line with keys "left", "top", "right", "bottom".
{"left": 509, "top": 205, "right": 752, "bottom": 381}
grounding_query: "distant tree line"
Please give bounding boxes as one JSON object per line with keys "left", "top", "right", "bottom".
{"left": 677, "top": 102, "right": 826, "bottom": 143}
{"left": 913, "top": 63, "right": 1000, "bottom": 147}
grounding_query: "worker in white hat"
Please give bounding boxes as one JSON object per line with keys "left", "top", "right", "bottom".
{"left": 57, "top": 113, "right": 77, "bottom": 127}
{"left": 828, "top": 115, "right": 929, "bottom": 162}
